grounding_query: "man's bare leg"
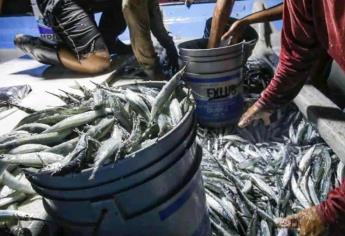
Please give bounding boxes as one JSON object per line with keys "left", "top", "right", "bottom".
{"left": 122, "top": 0, "right": 166, "bottom": 80}
{"left": 149, "top": 0, "right": 179, "bottom": 73}
{"left": 58, "top": 48, "right": 110, "bottom": 74}
{"left": 14, "top": 35, "right": 111, "bottom": 74}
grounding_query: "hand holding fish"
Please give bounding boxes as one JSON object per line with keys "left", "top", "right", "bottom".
{"left": 276, "top": 207, "right": 328, "bottom": 236}
{"left": 238, "top": 104, "right": 272, "bottom": 128}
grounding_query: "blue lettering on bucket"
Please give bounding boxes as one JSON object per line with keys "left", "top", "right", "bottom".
{"left": 38, "top": 25, "right": 58, "bottom": 42}
{"left": 195, "top": 95, "right": 244, "bottom": 123}
{"left": 158, "top": 176, "right": 199, "bottom": 221}
{"left": 185, "top": 72, "right": 241, "bottom": 84}
{"left": 38, "top": 25, "right": 54, "bottom": 34}
{"left": 206, "top": 84, "right": 238, "bottom": 99}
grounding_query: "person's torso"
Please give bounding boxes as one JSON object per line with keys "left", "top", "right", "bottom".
{"left": 312, "top": 0, "right": 345, "bottom": 73}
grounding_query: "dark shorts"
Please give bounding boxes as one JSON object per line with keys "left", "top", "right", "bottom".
{"left": 48, "top": 0, "right": 107, "bottom": 60}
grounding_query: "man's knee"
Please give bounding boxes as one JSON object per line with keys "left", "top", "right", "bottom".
{"left": 81, "top": 53, "right": 111, "bottom": 74}
{"left": 122, "top": 0, "right": 136, "bottom": 10}
{"left": 122, "top": 0, "right": 142, "bottom": 16}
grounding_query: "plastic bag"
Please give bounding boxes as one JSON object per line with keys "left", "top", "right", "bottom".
{"left": 0, "top": 85, "right": 32, "bottom": 105}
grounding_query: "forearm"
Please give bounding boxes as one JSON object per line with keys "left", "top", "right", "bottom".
{"left": 150, "top": 0, "right": 176, "bottom": 51}
{"left": 240, "top": 3, "right": 283, "bottom": 25}
{"left": 256, "top": 35, "right": 319, "bottom": 110}
{"left": 255, "top": 0, "right": 319, "bottom": 109}
{"left": 317, "top": 179, "right": 345, "bottom": 225}
{"left": 58, "top": 48, "right": 110, "bottom": 74}
{"left": 207, "top": 0, "right": 234, "bottom": 48}
{"left": 255, "top": 47, "right": 314, "bottom": 109}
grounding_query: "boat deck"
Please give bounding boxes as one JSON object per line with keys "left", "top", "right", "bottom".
{"left": 2, "top": 1, "right": 345, "bottom": 235}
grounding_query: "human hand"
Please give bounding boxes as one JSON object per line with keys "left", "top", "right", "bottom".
{"left": 237, "top": 103, "right": 272, "bottom": 128}
{"left": 166, "top": 49, "right": 179, "bottom": 74}
{"left": 221, "top": 19, "right": 248, "bottom": 44}
{"left": 276, "top": 207, "right": 328, "bottom": 236}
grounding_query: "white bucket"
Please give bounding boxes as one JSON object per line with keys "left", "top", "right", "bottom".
{"left": 178, "top": 18, "right": 258, "bottom": 128}
{"left": 180, "top": 52, "right": 243, "bottom": 74}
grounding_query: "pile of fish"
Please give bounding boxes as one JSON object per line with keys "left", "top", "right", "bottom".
{"left": 0, "top": 163, "right": 45, "bottom": 235}
{"left": 199, "top": 107, "right": 343, "bottom": 236}
{"left": 0, "top": 57, "right": 342, "bottom": 236}
{"left": 199, "top": 60, "right": 343, "bottom": 236}
{"left": 242, "top": 58, "right": 274, "bottom": 94}
{"left": 0, "top": 85, "right": 32, "bottom": 123}
{"left": 0, "top": 68, "right": 190, "bottom": 177}
{"left": 0, "top": 67, "right": 192, "bottom": 233}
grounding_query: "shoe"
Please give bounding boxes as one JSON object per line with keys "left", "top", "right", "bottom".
{"left": 14, "top": 34, "right": 60, "bottom": 65}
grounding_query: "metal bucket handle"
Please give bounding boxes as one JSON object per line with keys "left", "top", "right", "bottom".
{"left": 242, "top": 39, "right": 258, "bottom": 62}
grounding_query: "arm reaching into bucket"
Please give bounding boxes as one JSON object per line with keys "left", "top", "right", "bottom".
{"left": 238, "top": 0, "right": 345, "bottom": 128}
{"left": 207, "top": 0, "right": 235, "bottom": 48}
{"left": 221, "top": 3, "right": 283, "bottom": 43}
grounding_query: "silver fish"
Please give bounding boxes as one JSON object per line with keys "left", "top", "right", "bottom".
{"left": 150, "top": 66, "right": 186, "bottom": 122}
{"left": 1, "top": 170, "right": 35, "bottom": 195}
{"left": 90, "top": 125, "right": 123, "bottom": 179}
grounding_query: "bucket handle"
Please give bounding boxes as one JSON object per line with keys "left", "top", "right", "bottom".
{"left": 242, "top": 39, "right": 257, "bottom": 62}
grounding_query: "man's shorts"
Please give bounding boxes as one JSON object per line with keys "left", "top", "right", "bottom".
{"left": 48, "top": 0, "right": 107, "bottom": 60}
